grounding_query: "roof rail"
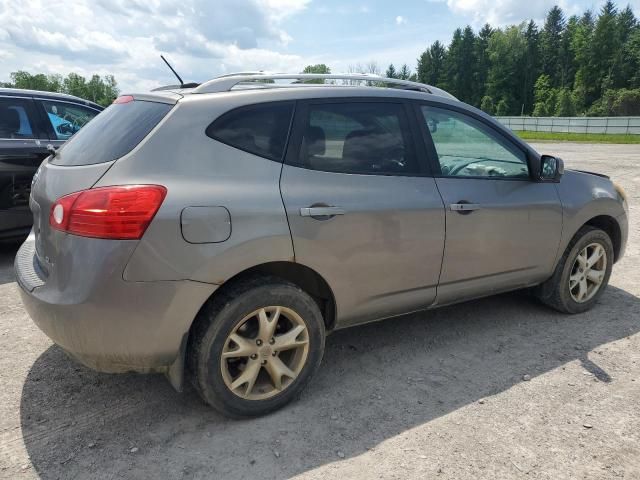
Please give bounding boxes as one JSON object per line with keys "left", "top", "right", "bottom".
{"left": 192, "top": 73, "right": 457, "bottom": 100}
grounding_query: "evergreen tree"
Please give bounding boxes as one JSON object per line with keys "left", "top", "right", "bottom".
{"left": 416, "top": 41, "right": 447, "bottom": 86}
{"left": 441, "top": 26, "right": 476, "bottom": 102}
{"left": 541, "top": 6, "right": 566, "bottom": 87}
{"left": 472, "top": 24, "right": 493, "bottom": 107}
{"left": 458, "top": 26, "right": 477, "bottom": 103}
{"left": 385, "top": 64, "right": 398, "bottom": 79}
{"left": 522, "top": 20, "right": 541, "bottom": 114}
{"left": 559, "top": 16, "right": 578, "bottom": 89}
{"left": 630, "top": 29, "right": 640, "bottom": 87}
{"left": 611, "top": 5, "right": 638, "bottom": 88}
{"left": 590, "top": 1, "right": 620, "bottom": 98}
{"left": 442, "top": 28, "right": 463, "bottom": 95}
{"left": 398, "top": 64, "right": 412, "bottom": 80}
{"left": 572, "top": 10, "right": 596, "bottom": 111}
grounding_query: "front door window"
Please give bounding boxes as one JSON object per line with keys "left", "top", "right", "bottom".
{"left": 41, "top": 100, "right": 100, "bottom": 140}
{"left": 421, "top": 106, "right": 529, "bottom": 179}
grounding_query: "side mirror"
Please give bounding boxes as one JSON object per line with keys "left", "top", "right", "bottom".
{"left": 539, "top": 155, "right": 564, "bottom": 182}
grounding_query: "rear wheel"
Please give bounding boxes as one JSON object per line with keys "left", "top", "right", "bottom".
{"left": 535, "top": 226, "right": 613, "bottom": 314}
{"left": 188, "top": 277, "right": 325, "bottom": 417}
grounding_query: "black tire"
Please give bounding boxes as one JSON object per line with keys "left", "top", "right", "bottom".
{"left": 535, "top": 226, "right": 613, "bottom": 314}
{"left": 187, "top": 276, "right": 325, "bottom": 418}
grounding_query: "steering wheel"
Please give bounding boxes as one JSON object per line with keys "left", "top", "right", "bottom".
{"left": 61, "top": 113, "right": 80, "bottom": 132}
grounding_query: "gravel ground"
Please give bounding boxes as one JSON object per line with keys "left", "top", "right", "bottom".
{"left": 0, "top": 142, "right": 638, "bottom": 480}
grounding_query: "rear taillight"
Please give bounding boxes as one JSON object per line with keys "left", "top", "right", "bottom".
{"left": 49, "top": 185, "right": 167, "bottom": 240}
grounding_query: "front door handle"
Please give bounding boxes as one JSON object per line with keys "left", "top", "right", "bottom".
{"left": 450, "top": 203, "right": 481, "bottom": 214}
{"left": 300, "top": 206, "right": 346, "bottom": 218}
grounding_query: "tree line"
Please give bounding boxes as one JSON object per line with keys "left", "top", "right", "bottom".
{"left": 409, "top": 1, "right": 640, "bottom": 116}
{"left": 306, "top": 2, "right": 640, "bottom": 117}
{"left": 1, "top": 71, "right": 119, "bottom": 107}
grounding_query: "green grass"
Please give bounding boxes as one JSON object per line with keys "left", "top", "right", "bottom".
{"left": 515, "top": 130, "right": 640, "bottom": 144}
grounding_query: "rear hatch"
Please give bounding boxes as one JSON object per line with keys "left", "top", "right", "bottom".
{"left": 30, "top": 96, "right": 175, "bottom": 275}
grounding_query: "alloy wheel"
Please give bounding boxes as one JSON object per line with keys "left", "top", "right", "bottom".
{"left": 220, "top": 306, "right": 310, "bottom": 400}
{"left": 569, "top": 242, "right": 607, "bottom": 303}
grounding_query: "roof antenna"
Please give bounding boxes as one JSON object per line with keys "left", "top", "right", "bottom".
{"left": 160, "top": 55, "right": 184, "bottom": 87}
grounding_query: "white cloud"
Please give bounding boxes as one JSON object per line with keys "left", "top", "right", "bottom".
{"left": 395, "top": 15, "right": 407, "bottom": 25}
{"left": 0, "top": 0, "right": 310, "bottom": 91}
{"left": 446, "top": 0, "right": 579, "bottom": 26}
{"left": 314, "top": 4, "right": 371, "bottom": 15}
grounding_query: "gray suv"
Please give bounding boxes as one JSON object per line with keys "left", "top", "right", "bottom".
{"left": 15, "top": 73, "right": 629, "bottom": 417}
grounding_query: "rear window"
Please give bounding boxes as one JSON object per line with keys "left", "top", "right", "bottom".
{"left": 206, "top": 102, "right": 294, "bottom": 162}
{"left": 51, "top": 100, "right": 172, "bottom": 166}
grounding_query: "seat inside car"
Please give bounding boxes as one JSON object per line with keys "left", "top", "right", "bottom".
{"left": 0, "top": 106, "right": 21, "bottom": 138}
{"left": 341, "top": 129, "right": 375, "bottom": 171}
{"left": 301, "top": 126, "right": 326, "bottom": 164}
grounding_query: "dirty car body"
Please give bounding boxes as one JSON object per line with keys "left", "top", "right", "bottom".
{"left": 15, "top": 74, "right": 628, "bottom": 415}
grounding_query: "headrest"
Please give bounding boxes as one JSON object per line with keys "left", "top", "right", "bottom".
{"left": 342, "top": 129, "right": 371, "bottom": 162}
{"left": 0, "top": 106, "right": 20, "bottom": 135}
{"left": 304, "top": 126, "right": 326, "bottom": 157}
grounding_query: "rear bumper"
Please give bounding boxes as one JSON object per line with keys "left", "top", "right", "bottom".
{"left": 15, "top": 235, "right": 216, "bottom": 373}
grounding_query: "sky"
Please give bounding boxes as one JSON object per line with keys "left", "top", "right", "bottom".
{"left": 0, "top": 0, "right": 638, "bottom": 92}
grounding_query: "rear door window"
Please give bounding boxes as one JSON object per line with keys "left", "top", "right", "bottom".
{"left": 292, "top": 102, "right": 418, "bottom": 175}
{"left": 0, "top": 97, "right": 43, "bottom": 140}
{"left": 39, "top": 100, "right": 100, "bottom": 140}
{"left": 206, "top": 102, "right": 294, "bottom": 162}
{"left": 51, "top": 99, "right": 173, "bottom": 166}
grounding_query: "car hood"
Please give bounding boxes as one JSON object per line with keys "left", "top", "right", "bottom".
{"left": 568, "top": 168, "right": 610, "bottom": 180}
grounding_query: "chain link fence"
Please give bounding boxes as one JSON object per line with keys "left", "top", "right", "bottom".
{"left": 495, "top": 116, "right": 640, "bottom": 135}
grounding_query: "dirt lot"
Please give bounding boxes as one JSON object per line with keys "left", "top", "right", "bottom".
{"left": 0, "top": 142, "right": 638, "bottom": 480}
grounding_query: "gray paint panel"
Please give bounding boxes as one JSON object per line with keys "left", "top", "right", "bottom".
{"left": 92, "top": 99, "right": 294, "bottom": 283}
{"left": 281, "top": 164, "right": 446, "bottom": 327}
{"left": 554, "top": 170, "right": 628, "bottom": 263}
{"left": 434, "top": 178, "right": 563, "bottom": 304}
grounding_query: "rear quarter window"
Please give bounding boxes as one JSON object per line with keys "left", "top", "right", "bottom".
{"left": 51, "top": 100, "right": 172, "bottom": 166}
{"left": 206, "top": 102, "right": 294, "bottom": 162}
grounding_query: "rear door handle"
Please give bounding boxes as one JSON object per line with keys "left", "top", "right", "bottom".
{"left": 450, "top": 203, "right": 481, "bottom": 213}
{"left": 300, "top": 206, "right": 346, "bottom": 217}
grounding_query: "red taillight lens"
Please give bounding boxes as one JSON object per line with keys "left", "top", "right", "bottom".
{"left": 50, "top": 185, "right": 167, "bottom": 240}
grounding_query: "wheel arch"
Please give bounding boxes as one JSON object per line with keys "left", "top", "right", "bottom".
{"left": 583, "top": 215, "right": 622, "bottom": 262}
{"left": 193, "top": 261, "right": 337, "bottom": 333}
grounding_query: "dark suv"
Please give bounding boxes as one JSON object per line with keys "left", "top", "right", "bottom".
{"left": 0, "top": 88, "right": 102, "bottom": 240}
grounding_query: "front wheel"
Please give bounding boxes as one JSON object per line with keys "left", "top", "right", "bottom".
{"left": 188, "top": 277, "right": 325, "bottom": 417}
{"left": 535, "top": 226, "right": 613, "bottom": 314}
